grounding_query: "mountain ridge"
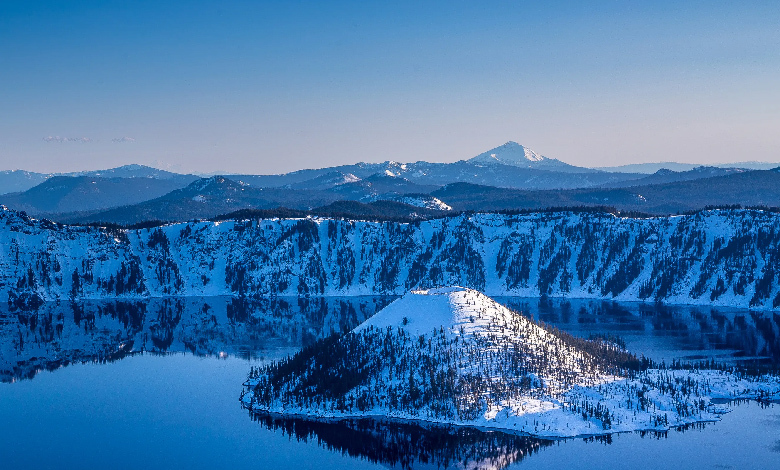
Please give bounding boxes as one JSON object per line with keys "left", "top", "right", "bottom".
{"left": 0, "top": 175, "right": 198, "bottom": 215}
{"left": 3, "top": 144, "right": 780, "bottom": 224}
{"left": 3, "top": 206, "right": 780, "bottom": 310}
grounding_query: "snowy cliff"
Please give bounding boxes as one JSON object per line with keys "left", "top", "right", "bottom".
{"left": 2, "top": 206, "right": 780, "bottom": 309}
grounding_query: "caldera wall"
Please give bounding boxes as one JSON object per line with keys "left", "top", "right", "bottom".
{"left": 2, "top": 207, "right": 779, "bottom": 309}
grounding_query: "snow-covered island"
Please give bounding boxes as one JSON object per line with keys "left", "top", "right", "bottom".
{"left": 242, "top": 287, "right": 780, "bottom": 438}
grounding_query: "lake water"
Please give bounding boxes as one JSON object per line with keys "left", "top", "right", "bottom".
{"left": 1, "top": 297, "right": 778, "bottom": 469}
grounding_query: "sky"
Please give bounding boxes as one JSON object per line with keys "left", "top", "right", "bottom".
{"left": 1, "top": 0, "right": 779, "bottom": 174}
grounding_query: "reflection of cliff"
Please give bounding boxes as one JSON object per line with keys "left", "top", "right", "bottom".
{"left": 0, "top": 296, "right": 394, "bottom": 383}
{"left": 251, "top": 414, "right": 551, "bottom": 470}
{"left": 3, "top": 296, "right": 777, "bottom": 383}
{"left": 499, "top": 298, "right": 780, "bottom": 364}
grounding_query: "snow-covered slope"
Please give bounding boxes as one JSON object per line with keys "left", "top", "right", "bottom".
{"left": 243, "top": 287, "right": 780, "bottom": 437}
{"left": 2, "top": 206, "right": 780, "bottom": 309}
{"left": 354, "top": 287, "right": 620, "bottom": 394}
{"left": 468, "top": 141, "right": 586, "bottom": 173}
{"left": 469, "top": 141, "right": 547, "bottom": 165}
{"left": 393, "top": 195, "right": 452, "bottom": 211}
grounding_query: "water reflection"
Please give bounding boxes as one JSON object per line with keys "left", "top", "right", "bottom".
{"left": 246, "top": 404, "right": 780, "bottom": 469}
{"left": 241, "top": 299, "right": 780, "bottom": 468}
{"left": 251, "top": 413, "right": 552, "bottom": 470}
{"left": 498, "top": 298, "right": 780, "bottom": 365}
{"left": 0, "top": 296, "right": 394, "bottom": 383}
{"left": 2, "top": 296, "right": 778, "bottom": 384}
{"left": 3, "top": 297, "right": 780, "bottom": 469}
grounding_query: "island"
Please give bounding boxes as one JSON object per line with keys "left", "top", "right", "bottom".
{"left": 242, "top": 287, "right": 780, "bottom": 438}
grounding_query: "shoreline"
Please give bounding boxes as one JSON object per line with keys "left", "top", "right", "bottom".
{"left": 241, "top": 370, "right": 780, "bottom": 439}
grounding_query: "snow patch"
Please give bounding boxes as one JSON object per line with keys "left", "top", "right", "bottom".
{"left": 395, "top": 195, "right": 452, "bottom": 211}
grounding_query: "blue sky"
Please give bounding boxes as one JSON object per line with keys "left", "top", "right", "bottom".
{"left": 1, "top": 1, "right": 778, "bottom": 173}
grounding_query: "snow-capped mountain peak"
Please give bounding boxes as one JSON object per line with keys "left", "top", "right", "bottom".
{"left": 469, "top": 141, "right": 547, "bottom": 166}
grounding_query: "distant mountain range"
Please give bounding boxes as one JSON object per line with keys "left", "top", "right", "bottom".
{"left": 599, "top": 166, "right": 748, "bottom": 187}
{"left": 55, "top": 176, "right": 338, "bottom": 225}
{"left": 595, "top": 161, "right": 780, "bottom": 174}
{"left": 432, "top": 167, "right": 780, "bottom": 214}
{"left": 0, "top": 164, "right": 199, "bottom": 195}
{"left": 1, "top": 142, "right": 778, "bottom": 224}
{"left": 224, "top": 142, "right": 643, "bottom": 191}
{"left": 54, "top": 176, "right": 446, "bottom": 225}
{"left": 0, "top": 175, "right": 198, "bottom": 216}
{"left": 0, "top": 170, "right": 51, "bottom": 194}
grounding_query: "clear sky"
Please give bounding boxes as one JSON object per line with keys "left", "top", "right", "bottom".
{"left": 1, "top": 1, "right": 779, "bottom": 174}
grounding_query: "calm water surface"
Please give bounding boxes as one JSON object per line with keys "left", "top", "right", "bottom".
{"left": 1, "top": 297, "right": 778, "bottom": 469}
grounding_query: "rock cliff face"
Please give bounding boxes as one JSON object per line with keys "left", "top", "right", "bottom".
{"left": 2, "top": 206, "right": 780, "bottom": 309}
